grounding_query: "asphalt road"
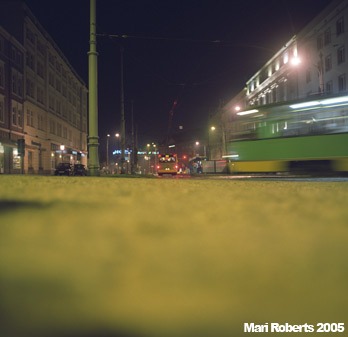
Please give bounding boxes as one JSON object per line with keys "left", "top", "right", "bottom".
{"left": 161, "top": 173, "right": 348, "bottom": 182}
{"left": 1, "top": 175, "right": 347, "bottom": 337}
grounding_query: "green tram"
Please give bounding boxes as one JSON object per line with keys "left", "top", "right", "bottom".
{"left": 225, "top": 95, "right": 348, "bottom": 174}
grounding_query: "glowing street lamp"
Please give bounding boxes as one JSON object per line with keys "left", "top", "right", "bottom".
{"left": 208, "top": 126, "right": 216, "bottom": 160}
{"left": 194, "top": 141, "right": 201, "bottom": 156}
{"left": 60, "top": 144, "right": 65, "bottom": 162}
{"left": 114, "top": 133, "right": 121, "bottom": 172}
{"left": 290, "top": 56, "right": 301, "bottom": 66}
{"left": 115, "top": 133, "right": 120, "bottom": 153}
{"left": 290, "top": 54, "right": 302, "bottom": 99}
{"left": 106, "top": 134, "right": 110, "bottom": 171}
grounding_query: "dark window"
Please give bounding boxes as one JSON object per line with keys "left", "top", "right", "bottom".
{"left": 26, "top": 51, "right": 35, "bottom": 70}
{"left": 0, "top": 36, "right": 4, "bottom": 53}
{"left": 306, "top": 69, "right": 311, "bottom": 83}
{"left": 336, "top": 17, "right": 344, "bottom": 36}
{"left": 37, "top": 61, "right": 44, "bottom": 78}
{"left": 26, "top": 28, "right": 35, "bottom": 44}
{"left": 325, "top": 54, "right": 332, "bottom": 71}
{"left": 324, "top": 28, "right": 331, "bottom": 45}
{"left": 337, "top": 46, "right": 345, "bottom": 64}
{"left": 338, "top": 74, "right": 346, "bottom": 91}
{"left": 0, "top": 63, "right": 4, "bottom": 88}
{"left": 317, "top": 34, "right": 323, "bottom": 50}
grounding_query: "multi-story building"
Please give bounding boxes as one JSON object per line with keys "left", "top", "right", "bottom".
{"left": 211, "top": 0, "right": 348, "bottom": 160}
{"left": 0, "top": 1, "right": 87, "bottom": 174}
{"left": 245, "top": 0, "right": 348, "bottom": 107}
{"left": 0, "top": 26, "right": 25, "bottom": 173}
{"left": 297, "top": 0, "right": 348, "bottom": 98}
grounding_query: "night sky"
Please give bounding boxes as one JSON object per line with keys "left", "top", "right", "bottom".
{"left": 24, "top": 0, "right": 332, "bottom": 148}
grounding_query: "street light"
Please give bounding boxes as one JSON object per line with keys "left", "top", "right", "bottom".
{"left": 106, "top": 134, "right": 110, "bottom": 172}
{"left": 195, "top": 141, "right": 199, "bottom": 157}
{"left": 208, "top": 126, "right": 216, "bottom": 160}
{"left": 147, "top": 144, "right": 151, "bottom": 173}
{"left": 60, "top": 144, "right": 65, "bottom": 162}
{"left": 290, "top": 56, "right": 301, "bottom": 66}
{"left": 293, "top": 56, "right": 301, "bottom": 99}
{"left": 153, "top": 143, "right": 157, "bottom": 170}
{"left": 115, "top": 133, "right": 120, "bottom": 152}
{"left": 115, "top": 133, "right": 120, "bottom": 173}
{"left": 146, "top": 143, "right": 157, "bottom": 174}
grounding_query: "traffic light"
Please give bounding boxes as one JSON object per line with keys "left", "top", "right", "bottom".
{"left": 17, "top": 138, "right": 25, "bottom": 157}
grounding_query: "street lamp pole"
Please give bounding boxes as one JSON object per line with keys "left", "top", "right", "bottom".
{"left": 115, "top": 133, "right": 120, "bottom": 173}
{"left": 195, "top": 141, "right": 200, "bottom": 156}
{"left": 208, "top": 126, "right": 216, "bottom": 160}
{"left": 147, "top": 144, "right": 151, "bottom": 174}
{"left": 106, "top": 134, "right": 110, "bottom": 172}
{"left": 87, "top": 0, "right": 100, "bottom": 176}
{"left": 120, "top": 46, "right": 126, "bottom": 173}
{"left": 60, "top": 144, "right": 65, "bottom": 163}
{"left": 153, "top": 144, "right": 157, "bottom": 171}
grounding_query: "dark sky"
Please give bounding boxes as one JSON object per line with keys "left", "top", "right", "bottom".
{"left": 24, "top": 0, "right": 332, "bottom": 147}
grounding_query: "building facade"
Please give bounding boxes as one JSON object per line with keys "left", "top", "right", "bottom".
{"left": 245, "top": 0, "right": 348, "bottom": 108}
{"left": 0, "top": 26, "right": 25, "bottom": 173}
{"left": 0, "top": 1, "right": 87, "bottom": 174}
{"left": 210, "top": 0, "right": 348, "bottom": 160}
{"left": 297, "top": 0, "right": 348, "bottom": 98}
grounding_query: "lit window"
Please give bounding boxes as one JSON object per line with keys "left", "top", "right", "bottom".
{"left": 284, "top": 53, "right": 289, "bottom": 64}
{"left": 275, "top": 60, "right": 280, "bottom": 71}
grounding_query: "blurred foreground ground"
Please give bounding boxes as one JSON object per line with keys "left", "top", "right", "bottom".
{"left": 0, "top": 175, "right": 347, "bottom": 337}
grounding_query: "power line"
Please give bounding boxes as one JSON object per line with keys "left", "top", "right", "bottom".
{"left": 96, "top": 33, "right": 275, "bottom": 52}
{"left": 97, "top": 33, "right": 222, "bottom": 44}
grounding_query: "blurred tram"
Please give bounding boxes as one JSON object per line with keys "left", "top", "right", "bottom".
{"left": 156, "top": 154, "right": 179, "bottom": 176}
{"left": 225, "top": 95, "right": 348, "bottom": 174}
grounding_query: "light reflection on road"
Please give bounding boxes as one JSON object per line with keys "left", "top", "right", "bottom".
{"left": 182, "top": 174, "right": 348, "bottom": 182}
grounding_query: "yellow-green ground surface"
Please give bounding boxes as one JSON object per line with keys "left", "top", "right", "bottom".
{"left": 0, "top": 175, "right": 347, "bottom": 337}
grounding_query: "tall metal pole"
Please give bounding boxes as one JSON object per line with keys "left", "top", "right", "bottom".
{"left": 87, "top": 0, "right": 100, "bottom": 176}
{"left": 106, "top": 134, "right": 110, "bottom": 172}
{"left": 130, "top": 100, "right": 135, "bottom": 174}
{"left": 120, "top": 46, "right": 126, "bottom": 173}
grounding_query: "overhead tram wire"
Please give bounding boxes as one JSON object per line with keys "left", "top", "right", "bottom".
{"left": 96, "top": 33, "right": 276, "bottom": 53}
{"left": 96, "top": 33, "right": 222, "bottom": 44}
{"left": 95, "top": 32, "right": 277, "bottom": 88}
{"left": 95, "top": 32, "right": 277, "bottom": 146}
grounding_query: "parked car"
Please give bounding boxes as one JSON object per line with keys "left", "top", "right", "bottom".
{"left": 54, "top": 162, "right": 73, "bottom": 176}
{"left": 73, "top": 164, "right": 87, "bottom": 176}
